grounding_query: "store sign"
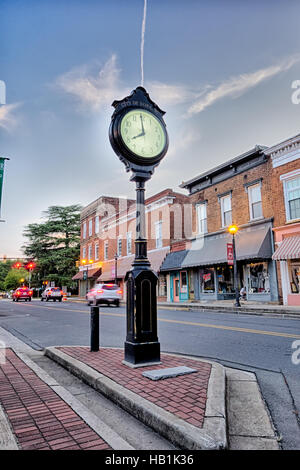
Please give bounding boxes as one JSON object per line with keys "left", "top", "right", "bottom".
{"left": 227, "top": 243, "right": 234, "bottom": 265}
{"left": 203, "top": 273, "right": 211, "bottom": 282}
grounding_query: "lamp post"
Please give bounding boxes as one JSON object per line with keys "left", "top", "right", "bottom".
{"left": 114, "top": 253, "right": 118, "bottom": 286}
{"left": 228, "top": 225, "right": 241, "bottom": 307}
{"left": 81, "top": 259, "right": 94, "bottom": 294}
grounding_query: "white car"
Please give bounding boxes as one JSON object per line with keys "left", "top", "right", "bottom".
{"left": 86, "top": 283, "right": 122, "bottom": 307}
{"left": 41, "top": 287, "right": 63, "bottom": 302}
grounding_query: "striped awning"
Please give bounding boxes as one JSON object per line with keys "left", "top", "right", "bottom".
{"left": 272, "top": 236, "right": 300, "bottom": 260}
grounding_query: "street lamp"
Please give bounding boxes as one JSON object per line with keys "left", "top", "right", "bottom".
{"left": 114, "top": 253, "right": 118, "bottom": 286}
{"left": 228, "top": 225, "right": 241, "bottom": 307}
{"left": 81, "top": 259, "right": 94, "bottom": 294}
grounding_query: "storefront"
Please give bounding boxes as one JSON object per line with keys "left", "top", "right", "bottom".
{"left": 161, "top": 221, "right": 279, "bottom": 303}
{"left": 272, "top": 227, "right": 300, "bottom": 306}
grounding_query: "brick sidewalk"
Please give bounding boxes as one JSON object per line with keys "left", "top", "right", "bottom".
{"left": 58, "top": 347, "right": 212, "bottom": 428}
{"left": 0, "top": 349, "right": 111, "bottom": 450}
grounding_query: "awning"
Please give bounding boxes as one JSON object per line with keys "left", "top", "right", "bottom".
{"left": 97, "top": 247, "right": 169, "bottom": 282}
{"left": 160, "top": 226, "right": 272, "bottom": 271}
{"left": 272, "top": 235, "right": 300, "bottom": 260}
{"left": 72, "top": 267, "right": 102, "bottom": 281}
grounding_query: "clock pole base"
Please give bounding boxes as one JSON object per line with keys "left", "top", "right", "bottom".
{"left": 124, "top": 341, "right": 161, "bottom": 368}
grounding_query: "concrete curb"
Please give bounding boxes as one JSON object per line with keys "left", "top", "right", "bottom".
{"left": 45, "top": 346, "right": 227, "bottom": 450}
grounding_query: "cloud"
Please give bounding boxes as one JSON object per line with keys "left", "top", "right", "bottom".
{"left": 147, "top": 81, "right": 198, "bottom": 108}
{"left": 55, "top": 55, "right": 129, "bottom": 112}
{"left": 0, "top": 103, "right": 20, "bottom": 131}
{"left": 187, "top": 55, "right": 300, "bottom": 115}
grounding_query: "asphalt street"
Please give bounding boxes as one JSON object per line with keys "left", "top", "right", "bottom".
{"left": 0, "top": 298, "right": 300, "bottom": 449}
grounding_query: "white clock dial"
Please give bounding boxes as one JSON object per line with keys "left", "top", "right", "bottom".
{"left": 120, "top": 109, "right": 166, "bottom": 158}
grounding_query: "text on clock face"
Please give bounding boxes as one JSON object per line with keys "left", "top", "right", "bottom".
{"left": 120, "top": 109, "right": 166, "bottom": 158}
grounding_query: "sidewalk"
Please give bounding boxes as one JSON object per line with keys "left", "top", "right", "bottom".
{"left": 69, "top": 297, "right": 300, "bottom": 317}
{"left": 0, "top": 326, "right": 280, "bottom": 451}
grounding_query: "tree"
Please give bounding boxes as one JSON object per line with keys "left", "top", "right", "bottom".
{"left": 23, "top": 205, "right": 82, "bottom": 289}
{"left": 0, "top": 260, "right": 14, "bottom": 290}
{"left": 4, "top": 268, "right": 28, "bottom": 291}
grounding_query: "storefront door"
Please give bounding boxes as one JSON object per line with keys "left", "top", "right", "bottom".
{"left": 173, "top": 277, "right": 180, "bottom": 302}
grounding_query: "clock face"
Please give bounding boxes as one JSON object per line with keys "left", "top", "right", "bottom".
{"left": 120, "top": 109, "right": 166, "bottom": 159}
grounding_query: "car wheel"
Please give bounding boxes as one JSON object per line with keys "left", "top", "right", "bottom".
{"left": 59, "top": 297, "right": 62, "bottom": 302}
{"left": 41, "top": 297, "right": 43, "bottom": 301}
{"left": 53, "top": 299, "right": 56, "bottom": 302}
{"left": 12, "top": 298, "right": 15, "bottom": 302}
{"left": 46, "top": 297, "right": 49, "bottom": 302}
{"left": 115, "top": 301, "right": 120, "bottom": 307}
{"left": 28, "top": 298, "right": 31, "bottom": 302}
{"left": 16, "top": 298, "right": 19, "bottom": 302}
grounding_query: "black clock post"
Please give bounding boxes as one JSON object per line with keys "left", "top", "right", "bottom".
{"left": 109, "top": 87, "right": 168, "bottom": 367}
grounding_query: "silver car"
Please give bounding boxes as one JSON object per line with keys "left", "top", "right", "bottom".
{"left": 86, "top": 283, "right": 122, "bottom": 307}
{"left": 41, "top": 287, "right": 63, "bottom": 302}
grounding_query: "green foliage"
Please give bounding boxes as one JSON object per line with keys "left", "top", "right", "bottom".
{"left": 4, "top": 268, "right": 28, "bottom": 291}
{"left": 23, "top": 205, "right": 82, "bottom": 289}
{"left": 0, "top": 260, "right": 14, "bottom": 290}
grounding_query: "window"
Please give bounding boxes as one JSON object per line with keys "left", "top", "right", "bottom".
{"left": 95, "top": 243, "right": 99, "bottom": 260}
{"left": 290, "top": 263, "right": 300, "bottom": 294}
{"left": 220, "top": 195, "right": 232, "bottom": 227}
{"left": 127, "top": 232, "right": 132, "bottom": 255}
{"left": 83, "top": 223, "right": 87, "bottom": 239}
{"left": 284, "top": 176, "right": 300, "bottom": 221}
{"left": 155, "top": 221, "right": 163, "bottom": 248}
{"left": 247, "top": 262, "right": 270, "bottom": 294}
{"left": 88, "top": 220, "right": 93, "bottom": 237}
{"left": 117, "top": 236, "right": 122, "bottom": 257}
{"left": 248, "top": 184, "right": 263, "bottom": 220}
{"left": 196, "top": 203, "right": 207, "bottom": 234}
{"left": 95, "top": 216, "right": 99, "bottom": 234}
{"left": 82, "top": 246, "right": 86, "bottom": 260}
{"left": 200, "top": 268, "right": 215, "bottom": 293}
{"left": 88, "top": 245, "right": 92, "bottom": 261}
{"left": 104, "top": 241, "right": 108, "bottom": 260}
{"left": 180, "top": 271, "right": 188, "bottom": 293}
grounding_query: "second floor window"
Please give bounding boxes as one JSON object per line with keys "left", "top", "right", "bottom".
{"left": 284, "top": 176, "right": 300, "bottom": 221}
{"left": 88, "top": 220, "right": 93, "bottom": 237}
{"left": 248, "top": 183, "right": 263, "bottom": 220}
{"left": 83, "top": 223, "right": 87, "bottom": 239}
{"left": 127, "top": 232, "right": 132, "bottom": 255}
{"left": 155, "top": 221, "right": 163, "bottom": 248}
{"left": 117, "top": 237, "right": 122, "bottom": 257}
{"left": 104, "top": 241, "right": 108, "bottom": 260}
{"left": 220, "top": 195, "right": 232, "bottom": 227}
{"left": 82, "top": 246, "right": 86, "bottom": 260}
{"left": 95, "top": 216, "right": 99, "bottom": 233}
{"left": 88, "top": 245, "right": 92, "bottom": 261}
{"left": 196, "top": 203, "right": 207, "bottom": 234}
{"left": 95, "top": 243, "right": 99, "bottom": 260}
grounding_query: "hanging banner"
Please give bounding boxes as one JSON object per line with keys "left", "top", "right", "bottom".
{"left": 227, "top": 243, "right": 234, "bottom": 265}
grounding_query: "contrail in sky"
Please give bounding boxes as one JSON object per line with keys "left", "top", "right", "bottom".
{"left": 140, "top": 0, "right": 147, "bottom": 87}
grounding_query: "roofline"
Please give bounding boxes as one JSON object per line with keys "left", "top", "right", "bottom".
{"left": 179, "top": 145, "right": 268, "bottom": 189}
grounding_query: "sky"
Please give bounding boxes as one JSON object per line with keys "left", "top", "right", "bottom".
{"left": 1, "top": 0, "right": 300, "bottom": 257}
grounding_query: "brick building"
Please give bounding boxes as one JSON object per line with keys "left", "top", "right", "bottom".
{"left": 73, "top": 189, "right": 190, "bottom": 299}
{"left": 160, "top": 146, "right": 279, "bottom": 303}
{"left": 265, "top": 134, "right": 300, "bottom": 306}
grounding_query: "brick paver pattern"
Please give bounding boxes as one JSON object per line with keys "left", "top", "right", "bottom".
{"left": 0, "top": 349, "right": 111, "bottom": 450}
{"left": 59, "top": 347, "right": 211, "bottom": 428}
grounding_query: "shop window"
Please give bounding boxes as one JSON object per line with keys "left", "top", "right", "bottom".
{"left": 200, "top": 268, "right": 215, "bottom": 292}
{"left": 180, "top": 271, "right": 188, "bottom": 293}
{"left": 248, "top": 184, "right": 263, "bottom": 220}
{"left": 283, "top": 176, "right": 300, "bottom": 221}
{"left": 217, "top": 265, "right": 234, "bottom": 293}
{"left": 247, "top": 262, "right": 270, "bottom": 294}
{"left": 220, "top": 195, "right": 232, "bottom": 227}
{"left": 290, "top": 264, "right": 300, "bottom": 293}
{"left": 158, "top": 274, "right": 167, "bottom": 296}
{"left": 197, "top": 203, "right": 207, "bottom": 234}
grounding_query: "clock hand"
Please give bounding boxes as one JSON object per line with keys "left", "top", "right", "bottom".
{"left": 132, "top": 132, "right": 144, "bottom": 139}
{"left": 140, "top": 114, "right": 145, "bottom": 135}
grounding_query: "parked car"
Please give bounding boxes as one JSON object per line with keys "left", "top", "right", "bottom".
{"left": 86, "top": 283, "right": 122, "bottom": 307}
{"left": 41, "top": 287, "right": 63, "bottom": 302}
{"left": 12, "top": 287, "right": 33, "bottom": 302}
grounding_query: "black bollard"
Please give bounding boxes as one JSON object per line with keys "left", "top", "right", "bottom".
{"left": 90, "top": 305, "right": 99, "bottom": 352}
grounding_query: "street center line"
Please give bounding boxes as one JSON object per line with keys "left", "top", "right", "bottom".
{"left": 7, "top": 302, "right": 300, "bottom": 340}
